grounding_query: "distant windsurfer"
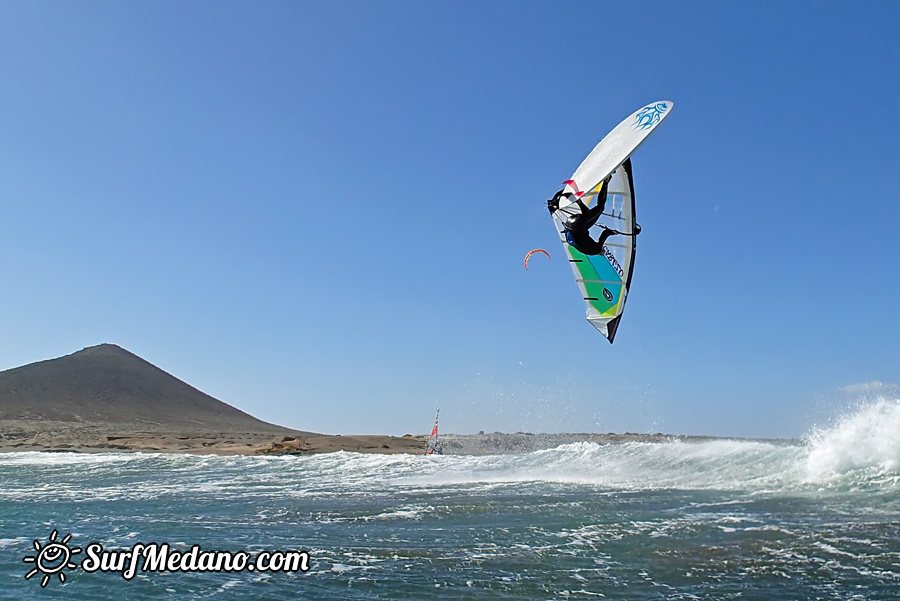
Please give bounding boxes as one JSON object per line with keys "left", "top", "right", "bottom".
{"left": 547, "top": 175, "right": 637, "bottom": 256}
{"left": 424, "top": 409, "right": 443, "bottom": 456}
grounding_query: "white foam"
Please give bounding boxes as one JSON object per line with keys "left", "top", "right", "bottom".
{"left": 804, "top": 397, "right": 900, "bottom": 484}
{"left": 0, "top": 451, "right": 139, "bottom": 466}
{"left": 0, "top": 537, "right": 28, "bottom": 549}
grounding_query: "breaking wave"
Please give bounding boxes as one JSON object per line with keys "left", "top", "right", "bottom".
{"left": 804, "top": 397, "right": 900, "bottom": 489}
{"left": 406, "top": 396, "right": 900, "bottom": 494}
{"left": 431, "top": 397, "right": 900, "bottom": 493}
{"left": 2, "top": 398, "right": 899, "bottom": 498}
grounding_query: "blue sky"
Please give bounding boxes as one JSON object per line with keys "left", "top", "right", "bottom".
{"left": 1, "top": 1, "right": 897, "bottom": 438}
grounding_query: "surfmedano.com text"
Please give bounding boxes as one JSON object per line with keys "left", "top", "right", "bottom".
{"left": 82, "top": 542, "right": 310, "bottom": 580}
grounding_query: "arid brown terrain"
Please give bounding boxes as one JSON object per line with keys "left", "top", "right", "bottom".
{"left": 0, "top": 344, "right": 426, "bottom": 455}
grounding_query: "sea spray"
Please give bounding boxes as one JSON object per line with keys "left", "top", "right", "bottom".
{"left": 400, "top": 439, "right": 806, "bottom": 492}
{"left": 804, "top": 396, "right": 900, "bottom": 487}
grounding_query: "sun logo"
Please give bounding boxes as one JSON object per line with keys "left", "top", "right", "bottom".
{"left": 22, "top": 529, "right": 81, "bottom": 587}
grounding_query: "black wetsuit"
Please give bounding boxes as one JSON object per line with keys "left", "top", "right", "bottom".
{"left": 562, "top": 178, "right": 615, "bottom": 256}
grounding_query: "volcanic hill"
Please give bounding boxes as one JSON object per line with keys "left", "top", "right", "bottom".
{"left": 0, "top": 344, "right": 432, "bottom": 455}
{"left": 0, "top": 343, "right": 294, "bottom": 431}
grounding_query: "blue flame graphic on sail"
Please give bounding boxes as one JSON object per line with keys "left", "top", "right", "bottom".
{"left": 633, "top": 102, "right": 669, "bottom": 131}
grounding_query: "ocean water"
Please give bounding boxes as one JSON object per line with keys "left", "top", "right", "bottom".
{"left": 2, "top": 400, "right": 900, "bottom": 600}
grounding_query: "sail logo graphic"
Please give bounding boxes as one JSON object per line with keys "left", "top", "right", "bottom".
{"left": 633, "top": 103, "right": 668, "bottom": 131}
{"left": 22, "top": 529, "right": 81, "bottom": 587}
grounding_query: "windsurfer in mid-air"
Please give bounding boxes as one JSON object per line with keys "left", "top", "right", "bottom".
{"left": 547, "top": 175, "right": 638, "bottom": 256}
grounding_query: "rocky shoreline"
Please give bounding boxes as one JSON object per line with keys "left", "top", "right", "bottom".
{"left": 0, "top": 420, "right": 426, "bottom": 455}
{"left": 0, "top": 420, "right": 796, "bottom": 456}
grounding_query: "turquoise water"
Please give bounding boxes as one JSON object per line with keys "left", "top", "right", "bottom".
{"left": 2, "top": 399, "right": 900, "bottom": 600}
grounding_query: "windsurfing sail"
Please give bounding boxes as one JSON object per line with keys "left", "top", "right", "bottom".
{"left": 552, "top": 158, "right": 637, "bottom": 343}
{"left": 424, "top": 409, "right": 443, "bottom": 455}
